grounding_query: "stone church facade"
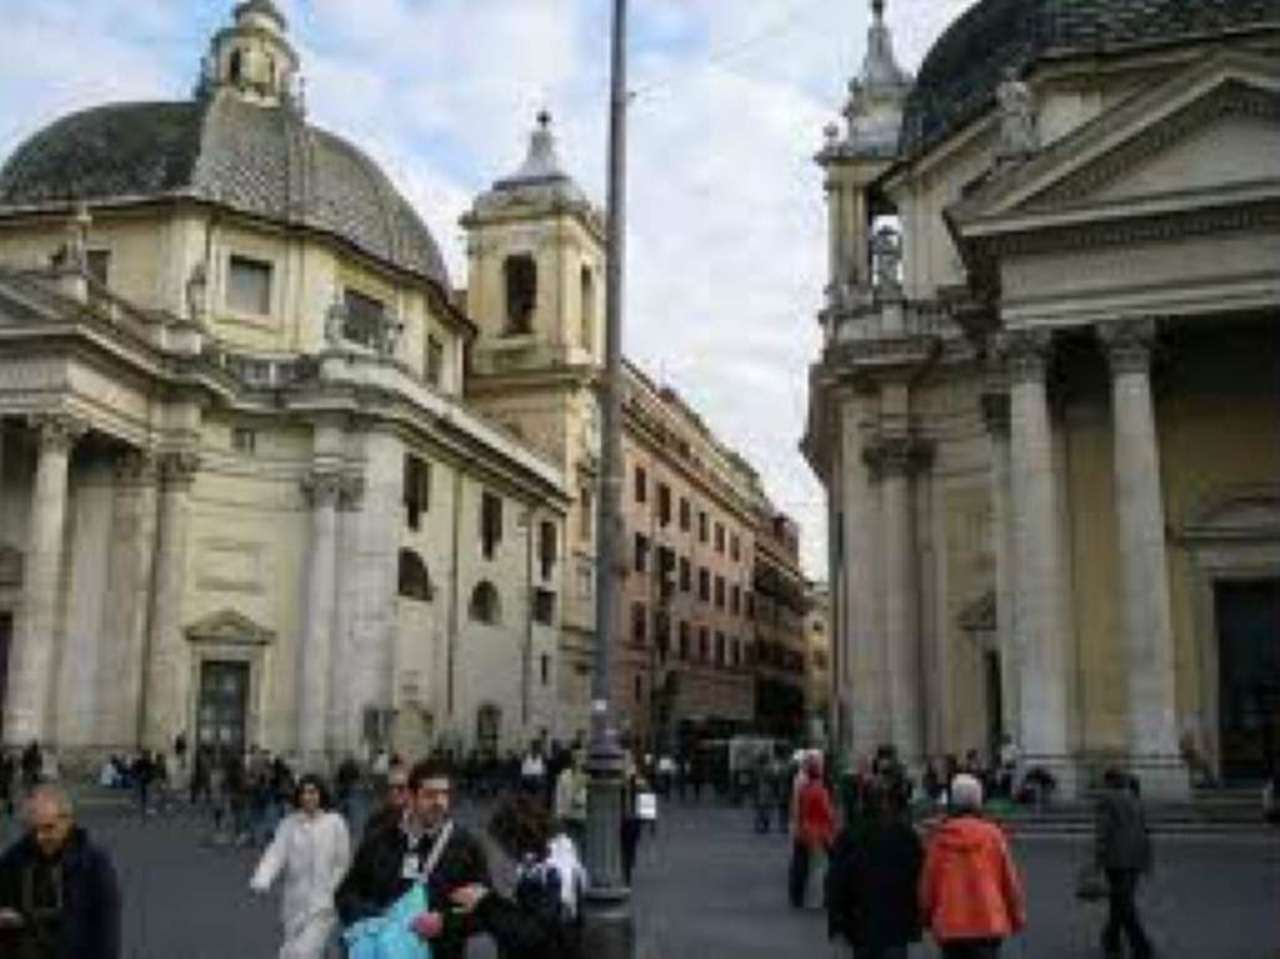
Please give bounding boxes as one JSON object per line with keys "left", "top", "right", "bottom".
{"left": 0, "top": 1, "right": 570, "bottom": 766}
{"left": 805, "top": 0, "right": 1280, "bottom": 795}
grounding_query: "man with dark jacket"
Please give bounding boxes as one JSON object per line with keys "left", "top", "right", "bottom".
{"left": 0, "top": 785, "right": 120, "bottom": 959}
{"left": 827, "top": 780, "right": 923, "bottom": 959}
{"left": 1095, "top": 768, "right": 1154, "bottom": 959}
{"left": 337, "top": 758, "right": 490, "bottom": 959}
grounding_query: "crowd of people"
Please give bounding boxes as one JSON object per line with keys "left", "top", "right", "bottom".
{"left": 0, "top": 730, "right": 1181, "bottom": 959}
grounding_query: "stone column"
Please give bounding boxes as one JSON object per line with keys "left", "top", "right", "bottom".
{"left": 99, "top": 451, "right": 159, "bottom": 750}
{"left": 1099, "top": 319, "right": 1187, "bottom": 798}
{"left": 4, "top": 414, "right": 85, "bottom": 746}
{"left": 1001, "top": 329, "right": 1074, "bottom": 792}
{"left": 981, "top": 389, "right": 1021, "bottom": 745}
{"left": 298, "top": 471, "right": 341, "bottom": 765}
{"left": 864, "top": 433, "right": 933, "bottom": 763}
{"left": 328, "top": 474, "right": 364, "bottom": 757}
{"left": 142, "top": 451, "right": 199, "bottom": 751}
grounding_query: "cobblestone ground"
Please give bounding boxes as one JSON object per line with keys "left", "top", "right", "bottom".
{"left": 3, "top": 795, "right": 1276, "bottom": 959}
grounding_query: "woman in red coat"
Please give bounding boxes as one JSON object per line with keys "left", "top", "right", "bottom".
{"left": 788, "top": 753, "right": 835, "bottom": 908}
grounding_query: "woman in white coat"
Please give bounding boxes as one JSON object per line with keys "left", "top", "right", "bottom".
{"left": 250, "top": 774, "right": 352, "bottom": 959}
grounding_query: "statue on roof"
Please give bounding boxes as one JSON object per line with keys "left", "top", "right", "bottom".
{"left": 996, "top": 66, "right": 1038, "bottom": 162}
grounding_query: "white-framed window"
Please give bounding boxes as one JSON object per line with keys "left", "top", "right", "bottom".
{"left": 227, "top": 255, "right": 272, "bottom": 316}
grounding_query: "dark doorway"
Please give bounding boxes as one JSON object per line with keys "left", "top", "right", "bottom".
{"left": 985, "top": 649, "right": 1004, "bottom": 765}
{"left": 0, "top": 612, "right": 11, "bottom": 738}
{"left": 196, "top": 661, "right": 250, "bottom": 761}
{"left": 1216, "top": 579, "right": 1280, "bottom": 782}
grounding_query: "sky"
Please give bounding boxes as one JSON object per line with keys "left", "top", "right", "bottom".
{"left": 0, "top": 0, "right": 976, "bottom": 576}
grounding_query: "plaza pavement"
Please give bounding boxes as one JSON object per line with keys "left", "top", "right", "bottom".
{"left": 2, "top": 795, "right": 1276, "bottom": 959}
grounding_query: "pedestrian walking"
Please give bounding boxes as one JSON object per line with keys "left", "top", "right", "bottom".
{"left": 250, "top": 774, "right": 351, "bottom": 959}
{"left": 827, "top": 780, "right": 923, "bottom": 959}
{"left": 553, "top": 750, "right": 587, "bottom": 853}
{"left": 446, "top": 793, "right": 585, "bottom": 959}
{"left": 1094, "top": 768, "right": 1155, "bottom": 959}
{"left": 336, "top": 758, "right": 491, "bottom": 959}
{"left": 919, "top": 774, "right": 1025, "bottom": 959}
{"left": 132, "top": 751, "right": 155, "bottom": 818}
{"left": 362, "top": 762, "right": 411, "bottom": 839}
{"left": 753, "top": 756, "right": 777, "bottom": 833}
{"left": 620, "top": 758, "right": 643, "bottom": 886}
{"left": 0, "top": 784, "right": 121, "bottom": 959}
{"left": 789, "top": 753, "right": 836, "bottom": 909}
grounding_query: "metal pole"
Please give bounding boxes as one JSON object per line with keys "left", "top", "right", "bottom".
{"left": 582, "top": 0, "right": 635, "bottom": 955}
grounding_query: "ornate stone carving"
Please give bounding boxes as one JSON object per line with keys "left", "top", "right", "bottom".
{"left": 301, "top": 471, "right": 343, "bottom": 508}
{"left": 28, "top": 413, "right": 87, "bottom": 453}
{"left": 114, "top": 450, "right": 159, "bottom": 487}
{"left": 159, "top": 451, "right": 201, "bottom": 489}
{"left": 184, "top": 607, "right": 276, "bottom": 646}
{"left": 1098, "top": 318, "right": 1158, "bottom": 376}
{"left": 870, "top": 225, "right": 903, "bottom": 292}
{"left": 863, "top": 434, "right": 935, "bottom": 480}
{"left": 996, "top": 67, "right": 1038, "bottom": 162}
{"left": 339, "top": 473, "right": 365, "bottom": 511}
{"left": 997, "top": 329, "right": 1053, "bottom": 385}
{"left": 186, "top": 262, "right": 209, "bottom": 326}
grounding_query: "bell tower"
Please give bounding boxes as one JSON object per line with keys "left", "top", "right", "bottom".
{"left": 462, "top": 112, "right": 606, "bottom": 374}
{"left": 200, "top": 0, "right": 301, "bottom": 110}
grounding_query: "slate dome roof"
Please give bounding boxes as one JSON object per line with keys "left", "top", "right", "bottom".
{"left": 0, "top": 94, "right": 450, "bottom": 289}
{"left": 899, "top": 0, "right": 1280, "bottom": 157}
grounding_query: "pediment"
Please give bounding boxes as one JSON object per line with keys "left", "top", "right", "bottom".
{"left": 1182, "top": 485, "right": 1280, "bottom": 543}
{"left": 185, "top": 608, "right": 276, "bottom": 645}
{"left": 950, "top": 51, "right": 1280, "bottom": 230}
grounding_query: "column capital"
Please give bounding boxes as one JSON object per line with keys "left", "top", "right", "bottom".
{"left": 339, "top": 473, "right": 365, "bottom": 511}
{"left": 159, "top": 450, "right": 201, "bottom": 489}
{"left": 863, "top": 434, "right": 935, "bottom": 481}
{"left": 302, "top": 471, "right": 343, "bottom": 509}
{"left": 28, "top": 412, "right": 87, "bottom": 454}
{"left": 996, "top": 328, "right": 1054, "bottom": 385}
{"left": 114, "top": 450, "right": 160, "bottom": 487}
{"left": 1098, "top": 318, "right": 1158, "bottom": 376}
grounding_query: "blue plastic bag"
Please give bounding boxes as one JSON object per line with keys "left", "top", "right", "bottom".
{"left": 343, "top": 884, "right": 432, "bottom": 959}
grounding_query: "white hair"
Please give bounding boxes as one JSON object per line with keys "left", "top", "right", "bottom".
{"left": 950, "top": 774, "right": 984, "bottom": 812}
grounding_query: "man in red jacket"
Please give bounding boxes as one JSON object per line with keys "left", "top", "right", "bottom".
{"left": 788, "top": 753, "right": 835, "bottom": 909}
{"left": 920, "top": 774, "right": 1025, "bottom": 958}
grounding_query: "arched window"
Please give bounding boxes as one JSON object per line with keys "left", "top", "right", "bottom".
{"left": 398, "top": 549, "right": 433, "bottom": 602}
{"left": 469, "top": 581, "right": 501, "bottom": 624}
{"left": 503, "top": 255, "right": 536, "bottom": 335}
{"left": 476, "top": 704, "right": 501, "bottom": 759}
{"left": 229, "top": 49, "right": 243, "bottom": 84}
{"left": 580, "top": 266, "right": 595, "bottom": 350}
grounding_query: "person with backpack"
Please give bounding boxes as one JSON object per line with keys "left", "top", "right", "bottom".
{"left": 448, "top": 793, "right": 584, "bottom": 959}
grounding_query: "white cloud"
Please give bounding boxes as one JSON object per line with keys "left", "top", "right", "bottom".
{"left": 0, "top": 0, "right": 977, "bottom": 577}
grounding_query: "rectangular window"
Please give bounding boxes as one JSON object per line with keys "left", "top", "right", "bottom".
{"left": 632, "top": 601, "right": 647, "bottom": 645}
{"left": 698, "top": 511, "right": 708, "bottom": 543}
{"left": 634, "top": 466, "right": 647, "bottom": 504}
{"left": 678, "top": 621, "right": 690, "bottom": 660}
{"left": 679, "top": 557, "right": 692, "bottom": 593}
{"left": 730, "top": 533, "right": 740, "bottom": 562}
{"left": 87, "top": 249, "right": 111, "bottom": 286}
{"left": 539, "top": 521, "right": 557, "bottom": 581}
{"left": 714, "top": 523, "right": 725, "bottom": 554}
{"left": 426, "top": 335, "right": 444, "bottom": 387}
{"left": 231, "top": 427, "right": 256, "bottom": 456}
{"left": 746, "top": 591, "right": 755, "bottom": 619}
{"left": 714, "top": 576, "right": 726, "bottom": 609}
{"left": 533, "top": 589, "right": 556, "bottom": 626}
{"left": 540, "top": 653, "right": 550, "bottom": 686}
{"left": 698, "top": 568, "right": 710, "bottom": 602}
{"left": 679, "top": 498, "right": 691, "bottom": 532}
{"left": 731, "top": 585, "right": 741, "bottom": 616}
{"left": 481, "top": 491, "right": 503, "bottom": 559}
{"left": 227, "top": 255, "right": 272, "bottom": 316}
{"left": 699, "top": 627, "right": 709, "bottom": 662}
{"left": 403, "top": 455, "right": 431, "bottom": 531}
{"left": 634, "top": 533, "right": 649, "bottom": 574}
{"left": 657, "top": 484, "right": 672, "bottom": 526}
{"left": 343, "top": 288, "right": 386, "bottom": 349}
{"left": 580, "top": 487, "right": 593, "bottom": 543}
{"left": 731, "top": 638, "right": 741, "bottom": 668}
{"left": 715, "top": 632, "right": 726, "bottom": 666}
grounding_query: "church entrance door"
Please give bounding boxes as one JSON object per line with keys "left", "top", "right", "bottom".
{"left": 1216, "top": 579, "right": 1280, "bottom": 782}
{"left": 197, "top": 660, "right": 250, "bottom": 761}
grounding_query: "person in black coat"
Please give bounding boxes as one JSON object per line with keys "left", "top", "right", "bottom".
{"left": 336, "top": 758, "right": 490, "bottom": 959}
{"left": 449, "top": 793, "right": 583, "bottom": 959}
{"left": 826, "top": 779, "right": 923, "bottom": 959}
{"left": 0, "top": 785, "right": 121, "bottom": 959}
{"left": 1095, "top": 768, "right": 1154, "bottom": 959}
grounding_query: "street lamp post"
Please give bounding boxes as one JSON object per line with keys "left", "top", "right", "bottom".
{"left": 581, "top": 0, "right": 634, "bottom": 955}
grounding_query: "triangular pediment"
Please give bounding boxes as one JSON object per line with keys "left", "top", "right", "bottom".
{"left": 949, "top": 51, "right": 1280, "bottom": 231}
{"left": 185, "top": 608, "right": 276, "bottom": 645}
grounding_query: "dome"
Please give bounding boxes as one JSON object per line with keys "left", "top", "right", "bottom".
{"left": 0, "top": 94, "right": 450, "bottom": 290}
{"left": 899, "top": 0, "right": 1280, "bottom": 157}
